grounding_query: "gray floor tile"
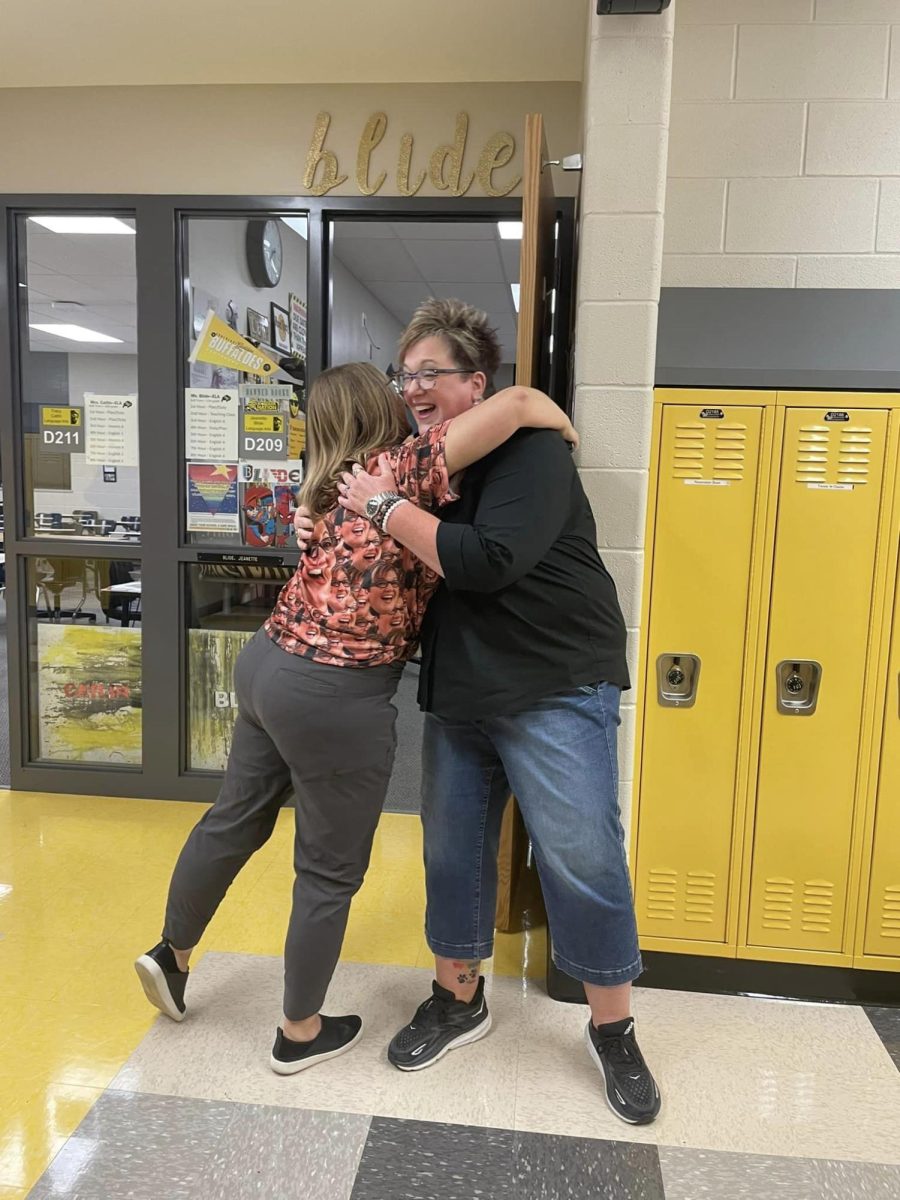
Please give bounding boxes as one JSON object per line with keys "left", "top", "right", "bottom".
{"left": 513, "top": 1131, "right": 665, "bottom": 1199}
{"left": 659, "top": 1145, "right": 900, "bottom": 1200}
{"left": 205, "top": 1105, "right": 370, "bottom": 1200}
{"left": 26, "top": 1092, "right": 368, "bottom": 1200}
{"left": 27, "top": 1134, "right": 210, "bottom": 1199}
{"left": 75, "top": 1088, "right": 235, "bottom": 1149}
{"left": 865, "top": 1006, "right": 900, "bottom": 1071}
{"left": 350, "top": 1116, "right": 515, "bottom": 1199}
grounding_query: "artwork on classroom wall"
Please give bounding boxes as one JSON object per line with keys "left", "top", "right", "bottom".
{"left": 289, "top": 294, "right": 307, "bottom": 358}
{"left": 271, "top": 303, "right": 291, "bottom": 354}
{"left": 37, "top": 624, "right": 142, "bottom": 765}
{"left": 187, "top": 628, "right": 254, "bottom": 771}
{"left": 186, "top": 463, "right": 240, "bottom": 533}
{"left": 246, "top": 308, "right": 270, "bottom": 345}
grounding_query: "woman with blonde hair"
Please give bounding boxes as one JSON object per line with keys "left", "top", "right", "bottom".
{"left": 135, "top": 360, "right": 576, "bottom": 1075}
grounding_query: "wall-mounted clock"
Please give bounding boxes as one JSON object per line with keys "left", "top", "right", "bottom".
{"left": 246, "top": 219, "right": 283, "bottom": 288}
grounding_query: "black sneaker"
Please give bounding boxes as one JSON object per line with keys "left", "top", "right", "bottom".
{"left": 586, "top": 1017, "right": 661, "bottom": 1125}
{"left": 134, "top": 940, "right": 188, "bottom": 1023}
{"left": 270, "top": 1014, "right": 363, "bottom": 1075}
{"left": 388, "top": 978, "right": 491, "bottom": 1071}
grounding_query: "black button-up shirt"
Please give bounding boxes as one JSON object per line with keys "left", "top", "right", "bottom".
{"left": 417, "top": 429, "right": 630, "bottom": 720}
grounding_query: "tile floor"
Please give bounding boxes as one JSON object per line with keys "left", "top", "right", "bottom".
{"left": 1, "top": 790, "right": 898, "bottom": 1199}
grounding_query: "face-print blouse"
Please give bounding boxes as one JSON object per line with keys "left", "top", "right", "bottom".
{"left": 265, "top": 419, "right": 456, "bottom": 668}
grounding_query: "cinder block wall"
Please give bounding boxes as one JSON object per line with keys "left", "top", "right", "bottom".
{"left": 665, "top": 0, "right": 900, "bottom": 288}
{"left": 574, "top": 3, "right": 676, "bottom": 831}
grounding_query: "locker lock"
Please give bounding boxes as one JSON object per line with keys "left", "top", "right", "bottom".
{"left": 657, "top": 654, "right": 700, "bottom": 708}
{"left": 775, "top": 661, "right": 823, "bottom": 716}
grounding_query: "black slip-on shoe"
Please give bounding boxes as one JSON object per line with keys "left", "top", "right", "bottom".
{"left": 134, "top": 940, "right": 188, "bottom": 1023}
{"left": 388, "top": 978, "right": 491, "bottom": 1071}
{"left": 586, "top": 1017, "right": 661, "bottom": 1125}
{"left": 270, "top": 1014, "right": 363, "bottom": 1075}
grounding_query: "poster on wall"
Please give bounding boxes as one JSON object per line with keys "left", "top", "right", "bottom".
{"left": 184, "top": 388, "right": 240, "bottom": 461}
{"left": 37, "top": 624, "right": 142, "bottom": 765}
{"left": 186, "top": 464, "right": 240, "bottom": 533}
{"left": 39, "top": 406, "right": 84, "bottom": 454}
{"left": 187, "top": 628, "right": 255, "bottom": 771}
{"left": 84, "top": 394, "right": 139, "bottom": 466}
{"left": 289, "top": 294, "right": 307, "bottom": 358}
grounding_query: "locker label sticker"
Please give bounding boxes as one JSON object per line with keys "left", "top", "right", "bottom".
{"left": 684, "top": 480, "right": 730, "bottom": 487}
{"left": 824, "top": 411, "right": 850, "bottom": 422}
{"left": 699, "top": 408, "right": 725, "bottom": 419}
{"left": 807, "top": 482, "right": 853, "bottom": 491}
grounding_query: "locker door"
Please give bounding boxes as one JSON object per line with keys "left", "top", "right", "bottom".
{"left": 635, "top": 401, "right": 765, "bottom": 947}
{"left": 747, "top": 407, "right": 889, "bottom": 955}
{"left": 863, "top": 552, "right": 900, "bottom": 961}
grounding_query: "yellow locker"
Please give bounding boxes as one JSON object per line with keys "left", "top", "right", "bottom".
{"left": 635, "top": 397, "right": 767, "bottom": 949}
{"left": 746, "top": 406, "right": 890, "bottom": 957}
{"left": 862, "top": 551, "right": 900, "bottom": 961}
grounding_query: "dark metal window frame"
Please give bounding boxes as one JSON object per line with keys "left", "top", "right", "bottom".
{"left": 0, "top": 192, "right": 575, "bottom": 802}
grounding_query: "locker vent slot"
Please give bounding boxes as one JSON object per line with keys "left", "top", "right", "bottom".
{"left": 646, "top": 869, "right": 677, "bottom": 921}
{"left": 801, "top": 880, "right": 834, "bottom": 935}
{"left": 684, "top": 871, "right": 716, "bottom": 923}
{"left": 880, "top": 885, "right": 900, "bottom": 940}
{"left": 795, "top": 424, "right": 872, "bottom": 487}
{"left": 762, "top": 878, "right": 794, "bottom": 930}
{"left": 672, "top": 422, "right": 747, "bottom": 482}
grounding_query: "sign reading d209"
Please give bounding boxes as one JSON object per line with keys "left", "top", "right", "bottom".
{"left": 239, "top": 384, "right": 291, "bottom": 461}
{"left": 40, "top": 406, "right": 84, "bottom": 453}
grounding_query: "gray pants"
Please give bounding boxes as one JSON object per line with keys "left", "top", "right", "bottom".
{"left": 164, "top": 629, "right": 402, "bottom": 1020}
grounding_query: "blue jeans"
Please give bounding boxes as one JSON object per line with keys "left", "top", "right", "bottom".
{"left": 421, "top": 683, "right": 642, "bottom": 987}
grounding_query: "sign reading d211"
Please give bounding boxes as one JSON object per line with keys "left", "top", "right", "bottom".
{"left": 40, "top": 406, "right": 85, "bottom": 453}
{"left": 238, "top": 384, "right": 293, "bottom": 461}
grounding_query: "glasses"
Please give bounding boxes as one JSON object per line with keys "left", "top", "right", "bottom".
{"left": 391, "top": 367, "right": 473, "bottom": 394}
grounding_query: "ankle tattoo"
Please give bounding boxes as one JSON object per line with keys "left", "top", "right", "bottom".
{"left": 452, "top": 960, "right": 480, "bottom": 985}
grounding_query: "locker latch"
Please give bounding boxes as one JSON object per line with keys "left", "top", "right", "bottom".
{"left": 657, "top": 654, "right": 701, "bottom": 708}
{"left": 775, "top": 660, "right": 823, "bottom": 716}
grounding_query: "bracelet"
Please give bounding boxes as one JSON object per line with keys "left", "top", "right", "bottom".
{"left": 380, "top": 497, "right": 408, "bottom": 533}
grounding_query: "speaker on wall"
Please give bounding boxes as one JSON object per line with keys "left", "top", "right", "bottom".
{"left": 597, "top": 0, "right": 672, "bottom": 12}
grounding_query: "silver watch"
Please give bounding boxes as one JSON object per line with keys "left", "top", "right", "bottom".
{"left": 365, "top": 490, "right": 401, "bottom": 521}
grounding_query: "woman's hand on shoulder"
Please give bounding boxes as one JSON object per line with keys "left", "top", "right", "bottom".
{"left": 293, "top": 505, "right": 314, "bottom": 552}
{"left": 339, "top": 455, "right": 398, "bottom": 517}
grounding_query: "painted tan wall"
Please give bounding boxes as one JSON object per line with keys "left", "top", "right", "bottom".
{"left": 0, "top": 83, "right": 581, "bottom": 198}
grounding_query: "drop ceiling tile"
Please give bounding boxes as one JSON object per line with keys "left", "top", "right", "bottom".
{"left": 333, "top": 238, "right": 423, "bottom": 283}
{"left": 391, "top": 221, "right": 497, "bottom": 241}
{"left": 404, "top": 239, "right": 505, "bottom": 283}
{"left": 498, "top": 240, "right": 521, "bottom": 282}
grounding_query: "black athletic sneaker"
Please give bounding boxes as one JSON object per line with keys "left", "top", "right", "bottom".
{"left": 388, "top": 978, "right": 491, "bottom": 1071}
{"left": 586, "top": 1017, "right": 661, "bottom": 1125}
{"left": 270, "top": 1014, "right": 363, "bottom": 1075}
{"left": 134, "top": 940, "right": 188, "bottom": 1022}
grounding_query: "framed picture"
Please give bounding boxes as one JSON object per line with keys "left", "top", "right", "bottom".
{"left": 246, "top": 308, "right": 270, "bottom": 345}
{"left": 289, "top": 293, "right": 307, "bottom": 358}
{"left": 270, "top": 303, "right": 291, "bottom": 354}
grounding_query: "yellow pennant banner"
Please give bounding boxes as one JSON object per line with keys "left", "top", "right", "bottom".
{"left": 190, "top": 310, "right": 282, "bottom": 379}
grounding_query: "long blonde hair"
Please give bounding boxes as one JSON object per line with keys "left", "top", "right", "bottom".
{"left": 299, "top": 362, "right": 408, "bottom": 519}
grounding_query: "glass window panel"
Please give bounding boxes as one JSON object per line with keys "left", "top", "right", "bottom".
{"left": 183, "top": 216, "right": 308, "bottom": 547}
{"left": 184, "top": 562, "right": 289, "bottom": 771}
{"left": 17, "top": 214, "right": 141, "bottom": 543}
{"left": 25, "top": 555, "right": 142, "bottom": 767}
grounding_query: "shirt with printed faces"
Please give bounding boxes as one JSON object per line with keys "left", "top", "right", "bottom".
{"left": 266, "top": 420, "right": 456, "bottom": 667}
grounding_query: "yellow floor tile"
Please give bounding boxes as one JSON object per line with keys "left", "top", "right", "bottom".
{"left": 0, "top": 790, "right": 546, "bottom": 1189}
{"left": 0, "top": 1081, "right": 101, "bottom": 1191}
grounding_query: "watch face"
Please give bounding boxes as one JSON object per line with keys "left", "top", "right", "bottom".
{"left": 262, "top": 220, "right": 282, "bottom": 286}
